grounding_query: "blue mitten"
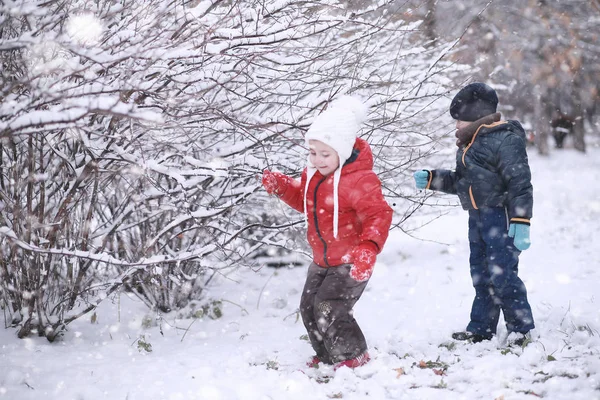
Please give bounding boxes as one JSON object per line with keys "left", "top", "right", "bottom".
{"left": 413, "top": 170, "right": 430, "bottom": 189}
{"left": 508, "top": 223, "right": 531, "bottom": 251}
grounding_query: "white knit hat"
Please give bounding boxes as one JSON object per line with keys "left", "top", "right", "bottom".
{"left": 303, "top": 95, "right": 369, "bottom": 238}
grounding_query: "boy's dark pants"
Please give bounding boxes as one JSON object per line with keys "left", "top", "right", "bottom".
{"left": 467, "top": 207, "right": 535, "bottom": 338}
{"left": 300, "top": 262, "right": 368, "bottom": 364}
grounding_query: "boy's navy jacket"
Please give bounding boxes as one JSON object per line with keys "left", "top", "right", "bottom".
{"left": 427, "top": 118, "right": 533, "bottom": 224}
{"left": 278, "top": 138, "right": 393, "bottom": 268}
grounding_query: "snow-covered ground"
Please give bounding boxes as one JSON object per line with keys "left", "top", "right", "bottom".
{"left": 1, "top": 139, "right": 599, "bottom": 400}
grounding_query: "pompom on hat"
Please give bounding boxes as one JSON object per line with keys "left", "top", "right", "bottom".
{"left": 303, "top": 95, "right": 369, "bottom": 238}
{"left": 449, "top": 82, "right": 498, "bottom": 122}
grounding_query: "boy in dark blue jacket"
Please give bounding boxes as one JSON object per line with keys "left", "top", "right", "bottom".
{"left": 414, "top": 82, "right": 534, "bottom": 345}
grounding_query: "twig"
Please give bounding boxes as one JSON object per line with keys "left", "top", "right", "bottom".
{"left": 415, "top": 0, "right": 495, "bottom": 95}
{"left": 180, "top": 318, "right": 197, "bottom": 343}
{"left": 221, "top": 299, "right": 249, "bottom": 316}
{"left": 559, "top": 301, "right": 571, "bottom": 326}
{"left": 283, "top": 309, "right": 300, "bottom": 322}
{"left": 257, "top": 271, "right": 276, "bottom": 310}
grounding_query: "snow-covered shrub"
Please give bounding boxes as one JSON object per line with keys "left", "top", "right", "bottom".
{"left": 0, "top": 0, "right": 461, "bottom": 340}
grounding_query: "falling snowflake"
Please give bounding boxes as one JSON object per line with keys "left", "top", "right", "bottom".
{"left": 66, "top": 14, "right": 103, "bottom": 46}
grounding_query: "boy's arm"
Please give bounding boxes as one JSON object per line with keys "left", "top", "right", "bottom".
{"left": 497, "top": 134, "right": 533, "bottom": 222}
{"left": 429, "top": 169, "right": 459, "bottom": 195}
{"left": 349, "top": 173, "right": 393, "bottom": 252}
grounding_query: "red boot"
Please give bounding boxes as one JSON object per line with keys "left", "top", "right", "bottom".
{"left": 334, "top": 352, "right": 370, "bottom": 371}
{"left": 306, "top": 356, "right": 321, "bottom": 368}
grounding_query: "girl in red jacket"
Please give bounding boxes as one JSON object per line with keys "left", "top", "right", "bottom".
{"left": 261, "top": 96, "right": 393, "bottom": 370}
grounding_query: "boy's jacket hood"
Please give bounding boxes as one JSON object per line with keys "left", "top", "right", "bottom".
{"left": 455, "top": 113, "right": 527, "bottom": 147}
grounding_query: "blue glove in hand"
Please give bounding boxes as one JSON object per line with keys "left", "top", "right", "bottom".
{"left": 413, "top": 170, "right": 430, "bottom": 189}
{"left": 508, "top": 223, "right": 531, "bottom": 251}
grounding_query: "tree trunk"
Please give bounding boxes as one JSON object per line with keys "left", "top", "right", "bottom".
{"left": 423, "top": 0, "right": 437, "bottom": 45}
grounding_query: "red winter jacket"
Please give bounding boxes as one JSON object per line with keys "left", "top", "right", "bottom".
{"left": 277, "top": 138, "right": 393, "bottom": 267}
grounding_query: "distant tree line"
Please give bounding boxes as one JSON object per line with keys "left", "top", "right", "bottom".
{"left": 412, "top": 0, "right": 600, "bottom": 154}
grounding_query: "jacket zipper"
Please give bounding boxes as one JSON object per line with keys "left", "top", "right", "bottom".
{"left": 468, "top": 186, "right": 478, "bottom": 209}
{"left": 312, "top": 177, "right": 330, "bottom": 267}
{"left": 461, "top": 121, "right": 506, "bottom": 166}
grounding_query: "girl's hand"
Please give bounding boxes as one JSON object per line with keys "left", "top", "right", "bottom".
{"left": 262, "top": 170, "right": 290, "bottom": 196}
{"left": 349, "top": 241, "right": 378, "bottom": 282}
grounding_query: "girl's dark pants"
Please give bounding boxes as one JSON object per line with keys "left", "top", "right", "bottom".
{"left": 467, "top": 207, "right": 535, "bottom": 338}
{"left": 300, "top": 262, "right": 369, "bottom": 364}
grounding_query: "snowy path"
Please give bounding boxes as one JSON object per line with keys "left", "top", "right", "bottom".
{"left": 1, "top": 143, "right": 599, "bottom": 400}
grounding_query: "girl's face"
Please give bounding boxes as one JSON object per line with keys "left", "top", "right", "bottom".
{"left": 308, "top": 140, "right": 340, "bottom": 176}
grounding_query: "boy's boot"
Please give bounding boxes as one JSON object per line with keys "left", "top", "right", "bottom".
{"left": 452, "top": 331, "right": 491, "bottom": 343}
{"left": 507, "top": 331, "right": 532, "bottom": 347}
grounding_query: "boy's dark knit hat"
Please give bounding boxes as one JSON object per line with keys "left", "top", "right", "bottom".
{"left": 450, "top": 82, "right": 498, "bottom": 122}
